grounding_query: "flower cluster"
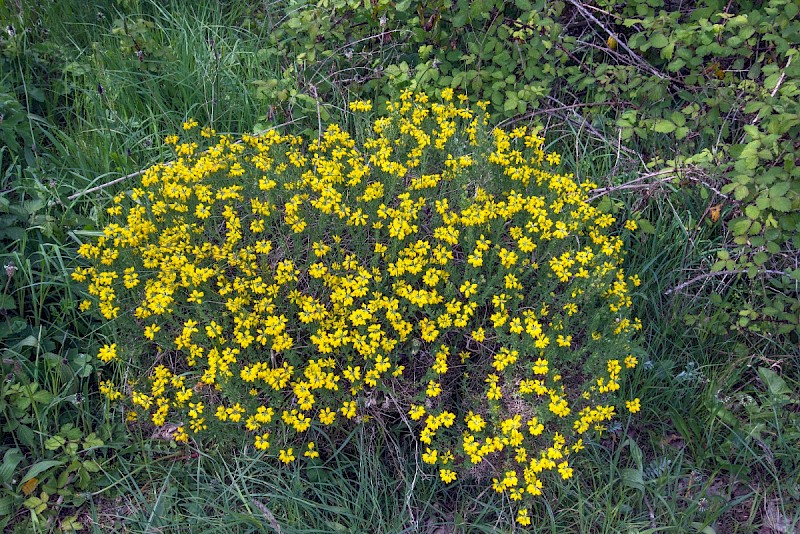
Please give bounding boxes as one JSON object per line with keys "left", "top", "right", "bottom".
{"left": 75, "top": 89, "right": 641, "bottom": 521}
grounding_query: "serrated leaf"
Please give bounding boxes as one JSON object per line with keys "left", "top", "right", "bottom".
{"left": 45, "top": 435, "right": 66, "bottom": 451}
{"left": 734, "top": 185, "right": 750, "bottom": 201}
{"left": 770, "top": 197, "right": 791, "bottom": 212}
{"left": 649, "top": 32, "right": 669, "bottom": 49}
{"left": 769, "top": 182, "right": 791, "bottom": 198}
{"left": 728, "top": 218, "right": 751, "bottom": 235}
{"left": 745, "top": 205, "right": 760, "bottom": 219}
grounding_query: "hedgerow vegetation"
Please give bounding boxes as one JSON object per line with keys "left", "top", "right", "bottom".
{"left": 1, "top": 0, "right": 797, "bottom": 532}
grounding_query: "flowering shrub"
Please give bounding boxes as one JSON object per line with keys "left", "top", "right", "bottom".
{"left": 74, "top": 90, "right": 641, "bottom": 524}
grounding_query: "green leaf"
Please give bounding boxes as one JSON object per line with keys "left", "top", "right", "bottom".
{"left": 82, "top": 433, "right": 104, "bottom": 450}
{"left": 621, "top": 467, "right": 645, "bottom": 493}
{"left": 60, "top": 515, "right": 83, "bottom": 532}
{"left": 690, "top": 522, "right": 717, "bottom": 534}
{"left": 638, "top": 219, "right": 656, "bottom": 234}
{"left": 757, "top": 367, "right": 792, "bottom": 397}
{"left": 649, "top": 32, "right": 669, "bottom": 49}
{"left": 0, "top": 448, "right": 23, "bottom": 484}
{"left": 734, "top": 185, "right": 750, "bottom": 201}
{"left": 769, "top": 182, "right": 791, "bottom": 198}
{"left": 770, "top": 197, "right": 792, "bottom": 212}
{"left": 753, "top": 251, "right": 768, "bottom": 265}
{"left": 0, "top": 495, "right": 12, "bottom": 516}
{"left": 21, "top": 460, "right": 65, "bottom": 484}
{"left": 45, "top": 435, "right": 66, "bottom": 451}
{"left": 0, "top": 294, "right": 15, "bottom": 311}
{"left": 728, "top": 218, "right": 751, "bottom": 235}
{"left": 653, "top": 120, "right": 676, "bottom": 133}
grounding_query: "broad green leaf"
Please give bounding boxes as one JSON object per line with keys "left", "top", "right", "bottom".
{"left": 45, "top": 435, "right": 66, "bottom": 451}
{"left": 0, "top": 495, "right": 11, "bottom": 516}
{"left": 758, "top": 367, "right": 792, "bottom": 397}
{"left": 21, "top": 460, "right": 65, "bottom": 484}
{"left": 649, "top": 32, "right": 669, "bottom": 49}
{"left": 770, "top": 197, "right": 792, "bottom": 212}
{"left": 638, "top": 219, "right": 656, "bottom": 234}
{"left": 0, "top": 448, "right": 23, "bottom": 484}
{"left": 654, "top": 120, "right": 676, "bottom": 133}
{"left": 728, "top": 218, "right": 751, "bottom": 235}
{"left": 0, "top": 293, "right": 14, "bottom": 312}
{"left": 621, "top": 467, "right": 645, "bottom": 493}
{"left": 745, "top": 205, "right": 760, "bottom": 219}
{"left": 769, "top": 182, "right": 791, "bottom": 198}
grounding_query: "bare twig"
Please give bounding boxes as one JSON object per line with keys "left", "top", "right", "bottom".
{"left": 665, "top": 268, "right": 790, "bottom": 295}
{"left": 497, "top": 100, "right": 625, "bottom": 129}
{"left": 586, "top": 169, "right": 675, "bottom": 202}
{"left": 565, "top": 0, "right": 668, "bottom": 81}
{"left": 67, "top": 169, "right": 148, "bottom": 201}
{"left": 67, "top": 119, "right": 301, "bottom": 201}
{"left": 587, "top": 165, "right": 731, "bottom": 202}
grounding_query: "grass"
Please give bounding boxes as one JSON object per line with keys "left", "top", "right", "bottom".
{"left": 1, "top": 0, "right": 798, "bottom": 532}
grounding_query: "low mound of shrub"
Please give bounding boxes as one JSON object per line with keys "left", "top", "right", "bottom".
{"left": 73, "top": 91, "right": 642, "bottom": 524}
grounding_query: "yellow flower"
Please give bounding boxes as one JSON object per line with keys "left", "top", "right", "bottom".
{"left": 426, "top": 380, "right": 442, "bottom": 398}
{"left": 558, "top": 461, "right": 574, "bottom": 479}
{"left": 255, "top": 433, "right": 270, "bottom": 450}
{"left": 349, "top": 100, "right": 373, "bottom": 112}
{"left": 304, "top": 442, "right": 320, "bottom": 459}
{"left": 516, "top": 508, "right": 531, "bottom": 526}
{"left": 279, "top": 448, "right": 295, "bottom": 464}
{"left": 422, "top": 448, "right": 439, "bottom": 464}
{"left": 97, "top": 343, "right": 118, "bottom": 363}
{"left": 409, "top": 404, "right": 426, "bottom": 421}
{"left": 144, "top": 323, "right": 160, "bottom": 340}
{"left": 626, "top": 398, "right": 641, "bottom": 414}
{"left": 439, "top": 469, "right": 457, "bottom": 484}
